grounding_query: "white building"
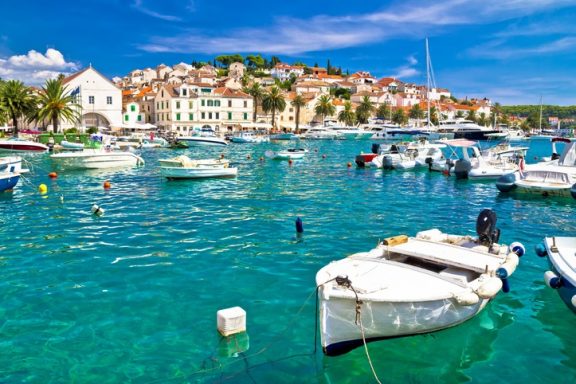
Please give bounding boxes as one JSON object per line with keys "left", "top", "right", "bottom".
{"left": 61, "top": 66, "right": 122, "bottom": 130}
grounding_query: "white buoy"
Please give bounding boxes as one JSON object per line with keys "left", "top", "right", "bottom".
{"left": 91, "top": 204, "right": 105, "bottom": 216}
{"left": 217, "top": 306, "right": 246, "bottom": 336}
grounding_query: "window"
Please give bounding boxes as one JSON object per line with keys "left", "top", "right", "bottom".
{"left": 244, "top": 101, "right": 247, "bottom": 108}
{"left": 228, "top": 100, "right": 232, "bottom": 108}
{"left": 201, "top": 112, "right": 205, "bottom": 119}
{"left": 243, "top": 113, "right": 248, "bottom": 120}
{"left": 207, "top": 100, "right": 214, "bottom": 107}
{"left": 161, "top": 90, "right": 164, "bottom": 97}
{"left": 189, "top": 113, "right": 193, "bottom": 121}
{"left": 124, "top": 115, "right": 128, "bottom": 121}
{"left": 176, "top": 101, "right": 180, "bottom": 109}
{"left": 215, "top": 100, "right": 220, "bottom": 107}
{"left": 215, "top": 112, "right": 219, "bottom": 119}
{"left": 189, "top": 101, "right": 193, "bottom": 109}
{"left": 107, "top": 96, "right": 112, "bottom": 105}
{"left": 176, "top": 113, "right": 181, "bottom": 121}
{"left": 201, "top": 99, "right": 205, "bottom": 107}
{"left": 130, "top": 105, "right": 136, "bottom": 112}
{"left": 89, "top": 96, "right": 94, "bottom": 104}
{"left": 156, "top": 102, "right": 159, "bottom": 110}
{"left": 209, "top": 112, "right": 212, "bottom": 119}
{"left": 289, "top": 108, "right": 293, "bottom": 112}
{"left": 182, "top": 89, "right": 187, "bottom": 96}
{"left": 157, "top": 113, "right": 160, "bottom": 121}
{"left": 137, "top": 115, "right": 142, "bottom": 121}
{"left": 228, "top": 112, "right": 232, "bottom": 120}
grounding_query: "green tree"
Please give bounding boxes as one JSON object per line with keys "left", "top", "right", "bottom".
{"left": 243, "top": 82, "right": 264, "bottom": 122}
{"left": 409, "top": 104, "right": 425, "bottom": 126}
{"left": 0, "top": 79, "right": 36, "bottom": 135}
{"left": 291, "top": 94, "right": 306, "bottom": 131}
{"left": 455, "top": 110, "right": 465, "bottom": 119}
{"left": 333, "top": 88, "right": 351, "bottom": 100}
{"left": 429, "top": 106, "right": 439, "bottom": 125}
{"left": 338, "top": 101, "right": 356, "bottom": 126}
{"left": 245, "top": 54, "right": 265, "bottom": 70}
{"left": 466, "top": 109, "right": 476, "bottom": 122}
{"left": 314, "top": 95, "right": 335, "bottom": 125}
{"left": 376, "top": 103, "right": 391, "bottom": 120}
{"left": 477, "top": 112, "right": 488, "bottom": 127}
{"left": 261, "top": 86, "right": 286, "bottom": 130}
{"left": 392, "top": 108, "right": 407, "bottom": 125}
{"left": 355, "top": 96, "right": 375, "bottom": 125}
{"left": 35, "top": 78, "right": 80, "bottom": 133}
{"left": 270, "top": 56, "right": 281, "bottom": 68}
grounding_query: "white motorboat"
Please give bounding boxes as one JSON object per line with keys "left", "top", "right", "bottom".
{"left": 0, "top": 156, "right": 27, "bottom": 192}
{"left": 231, "top": 131, "right": 269, "bottom": 143}
{"left": 299, "top": 127, "right": 341, "bottom": 140}
{"left": 159, "top": 155, "right": 229, "bottom": 168}
{"left": 60, "top": 140, "right": 85, "bottom": 150}
{"left": 430, "top": 139, "right": 526, "bottom": 179}
{"left": 0, "top": 137, "right": 48, "bottom": 152}
{"left": 536, "top": 237, "right": 576, "bottom": 314}
{"left": 160, "top": 157, "right": 237, "bottom": 179}
{"left": 381, "top": 140, "right": 447, "bottom": 170}
{"left": 316, "top": 209, "right": 524, "bottom": 356}
{"left": 265, "top": 148, "right": 308, "bottom": 160}
{"left": 50, "top": 148, "right": 145, "bottom": 170}
{"left": 438, "top": 119, "right": 501, "bottom": 141}
{"left": 177, "top": 128, "right": 227, "bottom": 146}
{"left": 496, "top": 139, "right": 576, "bottom": 197}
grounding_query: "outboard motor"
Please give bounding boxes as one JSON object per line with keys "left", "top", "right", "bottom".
{"left": 371, "top": 143, "right": 380, "bottom": 154}
{"left": 425, "top": 157, "right": 433, "bottom": 171}
{"left": 454, "top": 159, "right": 472, "bottom": 179}
{"left": 551, "top": 152, "right": 560, "bottom": 161}
{"left": 476, "top": 209, "right": 500, "bottom": 247}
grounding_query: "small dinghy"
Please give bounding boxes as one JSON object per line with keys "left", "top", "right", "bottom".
{"left": 265, "top": 148, "right": 308, "bottom": 160}
{"left": 316, "top": 209, "right": 525, "bottom": 356}
{"left": 536, "top": 237, "right": 576, "bottom": 314}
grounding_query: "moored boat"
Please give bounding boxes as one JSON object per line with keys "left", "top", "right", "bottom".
{"left": 316, "top": 209, "right": 524, "bottom": 356}
{"left": 177, "top": 128, "right": 227, "bottom": 146}
{"left": 536, "top": 237, "right": 576, "bottom": 314}
{"left": 265, "top": 148, "right": 308, "bottom": 160}
{"left": 50, "top": 148, "right": 145, "bottom": 170}
{"left": 0, "top": 156, "right": 26, "bottom": 192}
{"left": 0, "top": 137, "right": 49, "bottom": 152}
{"left": 160, "top": 156, "right": 237, "bottom": 179}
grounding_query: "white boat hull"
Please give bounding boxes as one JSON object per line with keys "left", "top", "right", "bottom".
{"left": 50, "top": 150, "right": 145, "bottom": 170}
{"left": 178, "top": 136, "right": 228, "bottom": 146}
{"left": 161, "top": 166, "right": 237, "bottom": 179}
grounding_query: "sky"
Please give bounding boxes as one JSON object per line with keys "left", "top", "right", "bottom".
{"left": 1, "top": 0, "right": 575, "bottom": 105}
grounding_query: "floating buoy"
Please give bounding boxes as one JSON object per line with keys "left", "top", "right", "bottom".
{"left": 48, "top": 172, "right": 58, "bottom": 179}
{"left": 509, "top": 242, "right": 525, "bottom": 257}
{"left": 315, "top": 149, "right": 318, "bottom": 153}
{"left": 103, "top": 180, "right": 111, "bottom": 189}
{"left": 288, "top": 159, "right": 293, "bottom": 165}
{"left": 247, "top": 154, "right": 251, "bottom": 160}
{"left": 220, "top": 154, "right": 225, "bottom": 159}
{"left": 60, "top": 195, "right": 64, "bottom": 203}
{"left": 535, "top": 242, "right": 548, "bottom": 257}
{"left": 442, "top": 169, "right": 450, "bottom": 176}
{"left": 295, "top": 217, "right": 304, "bottom": 233}
{"left": 347, "top": 162, "right": 352, "bottom": 168}
{"left": 259, "top": 157, "right": 264, "bottom": 161}
{"left": 38, "top": 184, "right": 48, "bottom": 194}
{"left": 91, "top": 204, "right": 105, "bottom": 216}
{"left": 322, "top": 154, "right": 326, "bottom": 159}
{"left": 217, "top": 306, "right": 246, "bottom": 337}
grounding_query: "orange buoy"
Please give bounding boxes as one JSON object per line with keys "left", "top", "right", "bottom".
{"left": 288, "top": 159, "right": 293, "bottom": 166}
{"left": 442, "top": 170, "right": 450, "bottom": 176}
{"left": 220, "top": 154, "right": 225, "bottom": 159}
{"left": 103, "top": 180, "right": 111, "bottom": 189}
{"left": 259, "top": 157, "right": 264, "bottom": 161}
{"left": 48, "top": 172, "right": 58, "bottom": 179}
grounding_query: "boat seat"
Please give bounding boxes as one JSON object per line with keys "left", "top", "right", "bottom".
{"left": 384, "top": 238, "right": 505, "bottom": 273}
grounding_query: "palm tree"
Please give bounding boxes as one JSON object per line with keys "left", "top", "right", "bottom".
{"left": 355, "top": 96, "right": 375, "bottom": 125}
{"left": 376, "top": 102, "right": 391, "bottom": 120}
{"left": 0, "top": 80, "right": 36, "bottom": 135}
{"left": 314, "top": 95, "right": 335, "bottom": 126}
{"left": 35, "top": 78, "right": 80, "bottom": 133}
{"left": 466, "top": 109, "right": 476, "bottom": 122}
{"left": 338, "top": 101, "right": 356, "bottom": 126}
{"left": 392, "top": 108, "right": 407, "bottom": 125}
{"left": 243, "top": 82, "right": 264, "bottom": 122}
{"left": 409, "top": 104, "right": 425, "bottom": 126}
{"left": 261, "top": 86, "right": 286, "bottom": 130}
{"left": 291, "top": 94, "right": 306, "bottom": 132}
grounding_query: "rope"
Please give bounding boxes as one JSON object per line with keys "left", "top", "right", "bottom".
{"left": 337, "top": 276, "right": 382, "bottom": 384}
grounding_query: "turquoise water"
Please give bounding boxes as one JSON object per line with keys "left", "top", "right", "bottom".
{"left": 1, "top": 139, "right": 575, "bottom": 383}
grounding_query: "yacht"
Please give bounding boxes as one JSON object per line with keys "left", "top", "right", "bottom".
{"left": 438, "top": 119, "right": 500, "bottom": 141}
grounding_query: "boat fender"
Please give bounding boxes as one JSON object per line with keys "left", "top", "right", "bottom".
{"left": 571, "top": 183, "right": 576, "bottom": 200}
{"left": 295, "top": 217, "right": 304, "bottom": 233}
{"left": 454, "top": 291, "right": 480, "bottom": 306}
{"left": 382, "top": 235, "right": 408, "bottom": 246}
{"left": 544, "top": 271, "right": 563, "bottom": 289}
{"left": 509, "top": 242, "right": 525, "bottom": 257}
{"left": 91, "top": 204, "right": 105, "bottom": 216}
{"left": 476, "top": 277, "right": 503, "bottom": 299}
{"left": 572, "top": 295, "right": 576, "bottom": 308}
{"left": 497, "top": 253, "right": 520, "bottom": 277}
{"left": 535, "top": 243, "right": 548, "bottom": 257}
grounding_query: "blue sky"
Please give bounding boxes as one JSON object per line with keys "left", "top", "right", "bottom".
{"left": 1, "top": 0, "right": 575, "bottom": 105}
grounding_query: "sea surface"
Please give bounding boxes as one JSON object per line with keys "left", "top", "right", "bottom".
{"left": 0, "top": 138, "right": 574, "bottom": 383}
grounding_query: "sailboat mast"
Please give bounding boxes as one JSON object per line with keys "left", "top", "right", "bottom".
{"left": 426, "top": 38, "right": 431, "bottom": 127}
{"left": 539, "top": 95, "right": 543, "bottom": 132}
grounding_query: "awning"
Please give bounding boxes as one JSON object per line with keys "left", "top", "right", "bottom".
{"left": 120, "top": 123, "right": 157, "bottom": 130}
{"left": 239, "top": 122, "right": 272, "bottom": 129}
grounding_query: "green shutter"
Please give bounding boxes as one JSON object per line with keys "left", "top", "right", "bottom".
{"left": 189, "top": 113, "right": 193, "bottom": 120}
{"left": 228, "top": 112, "right": 232, "bottom": 120}
{"left": 176, "top": 113, "right": 181, "bottom": 121}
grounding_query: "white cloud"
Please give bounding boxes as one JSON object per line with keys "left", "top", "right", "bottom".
{"left": 137, "top": 0, "right": 576, "bottom": 56}
{"left": 132, "top": 0, "right": 182, "bottom": 22}
{"left": 0, "top": 48, "right": 79, "bottom": 85}
{"left": 390, "top": 55, "right": 420, "bottom": 79}
{"left": 468, "top": 37, "right": 576, "bottom": 59}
